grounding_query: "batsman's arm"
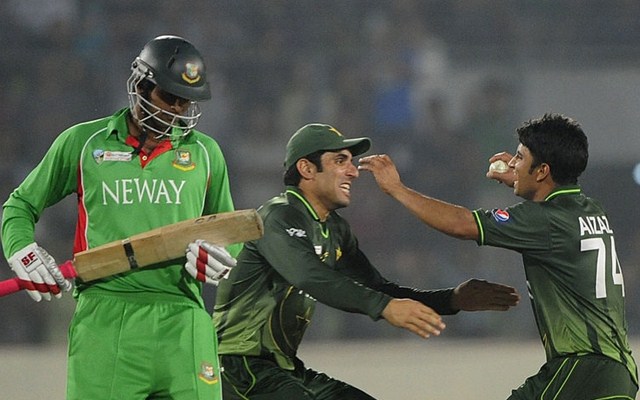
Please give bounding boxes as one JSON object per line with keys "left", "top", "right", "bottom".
{"left": 0, "top": 209, "right": 263, "bottom": 298}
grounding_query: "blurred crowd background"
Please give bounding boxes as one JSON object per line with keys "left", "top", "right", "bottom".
{"left": 1, "top": 0, "right": 640, "bottom": 345}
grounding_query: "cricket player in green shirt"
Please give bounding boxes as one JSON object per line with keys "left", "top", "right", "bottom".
{"left": 2, "top": 35, "right": 238, "bottom": 399}
{"left": 360, "top": 113, "right": 638, "bottom": 399}
{"left": 212, "top": 123, "right": 521, "bottom": 399}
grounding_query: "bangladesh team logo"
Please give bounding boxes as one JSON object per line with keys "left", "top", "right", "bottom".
{"left": 172, "top": 149, "right": 196, "bottom": 171}
{"left": 198, "top": 362, "right": 219, "bottom": 385}
{"left": 182, "top": 63, "right": 201, "bottom": 84}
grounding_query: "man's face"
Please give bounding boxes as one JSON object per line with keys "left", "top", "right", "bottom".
{"left": 312, "top": 149, "right": 359, "bottom": 211}
{"left": 134, "top": 86, "right": 191, "bottom": 137}
{"left": 510, "top": 143, "right": 538, "bottom": 200}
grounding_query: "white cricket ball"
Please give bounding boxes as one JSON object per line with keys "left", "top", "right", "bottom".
{"left": 489, "top": 160, "right": 509, "bottom": 173}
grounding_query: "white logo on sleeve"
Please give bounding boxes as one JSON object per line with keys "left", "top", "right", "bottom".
{"left": 285, "top": 227, "right": 307, "bottom": 237}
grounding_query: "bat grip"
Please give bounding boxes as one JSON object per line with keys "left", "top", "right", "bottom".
{"left": 0, "top": 260, "right": 77, "bottom": 297}
{"left": 59, "top": 261, "right": 78, "bottom": 279}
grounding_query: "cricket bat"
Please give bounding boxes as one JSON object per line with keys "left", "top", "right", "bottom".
{"left": 0, "top": 209, "right": 263, "bottom": 297}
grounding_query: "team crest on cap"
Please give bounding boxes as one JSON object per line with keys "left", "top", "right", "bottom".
{"left": 181, "top": 63, "right": 201, "bottom": 84}
{"left": 172, "top": 149, "right": 196, "bottom": 171}
{"left": 198, "top": 362, "right": 219, "bottom": 385}
{"left": 492, "top": 209, "right": 510, "bottom": 222}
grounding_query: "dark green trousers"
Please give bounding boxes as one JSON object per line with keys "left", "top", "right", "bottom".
{"left": 220, "top": 355, "right": 376, "bottom": 400}
{"left": 508, "top": 354, "right": 638, "bottom": 400}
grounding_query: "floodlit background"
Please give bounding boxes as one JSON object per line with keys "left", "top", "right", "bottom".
{"left": 1, "top": 1, "right": 639, "bottom": 398}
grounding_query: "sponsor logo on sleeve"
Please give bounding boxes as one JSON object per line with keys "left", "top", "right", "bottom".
{"left": 492, "top": 209, "right": 510, "bottom": 222}
{"left": 286, "top": 227, "right": 307, "bottom": 238}
{"left": 93, "top": 149, "right": 132, "bottom": 164}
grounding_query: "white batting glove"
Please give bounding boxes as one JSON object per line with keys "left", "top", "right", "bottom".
{"left": 184, "top": 240, "right": 237, "bottom": 286}
{"left": 7, "top": 243, "right": 73, "bottom": 302}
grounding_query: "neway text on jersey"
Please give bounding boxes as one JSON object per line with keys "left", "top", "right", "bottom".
{"left": 579, "top": 215, "right": 613, "bottom": 236}
{"left": 101, "top": 179, "right": 186, "bottom": 205}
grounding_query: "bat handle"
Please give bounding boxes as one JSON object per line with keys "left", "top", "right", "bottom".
{"left": 0, "top": 260, "right": 77, "bottom": 298}
{"left": 59, "top": 260, "right": 78, "bottom": 279}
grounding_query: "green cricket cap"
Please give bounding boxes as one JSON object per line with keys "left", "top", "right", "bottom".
{"left": 284, "top": 123, "right": 371, "bottom": 169}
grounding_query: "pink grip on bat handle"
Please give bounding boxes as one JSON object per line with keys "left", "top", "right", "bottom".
{"left": 59, "top": 261, "right": 78, "bottom": 278}
{"left": 0, "top": 260, "right": 77, "bottom": 297}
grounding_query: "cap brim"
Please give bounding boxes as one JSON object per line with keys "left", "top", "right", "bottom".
{"left": 342, "top": 137, "right": 371, "bottom": 157}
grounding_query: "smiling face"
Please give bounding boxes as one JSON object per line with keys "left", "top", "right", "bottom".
{"left": 510, "top": 143, "right": 547, "bottom": 201}
{"left": 298, "top": 149, "right": 359, "bottom": 219}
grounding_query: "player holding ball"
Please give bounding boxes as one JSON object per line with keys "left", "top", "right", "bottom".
{"left": 359, "top": 113, "right": 638, "bottom": 399}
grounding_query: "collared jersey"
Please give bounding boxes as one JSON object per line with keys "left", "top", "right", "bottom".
{"left": 2, "top": 108, "right": 238, "bottom": 305}
{"left": 214, "top": 186, "right": 456, "bottom": 370}
{"left": 473, "top": 186, "right": 638, "bottom": 384}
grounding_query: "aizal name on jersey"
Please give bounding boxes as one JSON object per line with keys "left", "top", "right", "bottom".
{"left": 101, "top": 179, "right": 186, "bottom": 205}
{"left": 578, "top": 215, "right": 613, "bottom": 236}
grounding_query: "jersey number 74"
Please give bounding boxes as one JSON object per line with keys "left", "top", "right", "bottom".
{"left": 581, "top": 236, "right": 625, "bottom": 299}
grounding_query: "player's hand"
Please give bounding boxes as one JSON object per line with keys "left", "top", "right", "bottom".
{"left": 358, "top": 154, "right": 405, "bottom": 196}
{"left": 486, "top": 152, "right": 516, "bottom": 187}
{"left": 184, "top": 240, "right": 237, "bottom": 286}
{"left": 382, "top": 298, "right": 446, "bottom": 339}
{"left": 7, "top": 243, "right": 73, "bottom": 302}
{"left": 451, "top": 279, "right": 520, "bottom": 312}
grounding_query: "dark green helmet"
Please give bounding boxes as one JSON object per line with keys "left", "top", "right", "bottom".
{"left": 127, "top": 35, "right": 210, "bottom": 139}
{"left": 132, "top": 35, "right": 211, "bottom": 101}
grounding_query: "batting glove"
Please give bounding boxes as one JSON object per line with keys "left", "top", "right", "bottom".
{"left": 184, "top": 240, "right": 237, "bottom": 286}
{"left": 7, "top": 243, "right": 73, "bottom": 302}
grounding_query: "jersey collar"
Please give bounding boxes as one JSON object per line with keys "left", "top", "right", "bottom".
{"left": 104, "top": 108, "right": 131, "bottom": 142}
{"left": 544, "top": 185, "right": 582, "bottom": 202}
{"left": 285, "top": 186, "right": 321, "bottom": 221}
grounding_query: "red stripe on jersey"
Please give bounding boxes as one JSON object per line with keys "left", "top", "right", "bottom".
{"left": 75, "top": 163, "right": 89, "bottom": 254}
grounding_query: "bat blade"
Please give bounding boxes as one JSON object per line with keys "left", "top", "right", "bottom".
{"left": 74, "top": 209, "right": 262, "bottom": 281}
{"left": 0, "top": 209, "right": 263, "bottom": 296}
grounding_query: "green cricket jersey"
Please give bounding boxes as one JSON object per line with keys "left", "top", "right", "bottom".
{"left": 214, "top": 186, "right": 457, "bottom": 370}
{"left": 2, "top": 108, "right": 239, "bottom": 306}
{"left": 473, "top": 185, "right": 638, "bottom": 384}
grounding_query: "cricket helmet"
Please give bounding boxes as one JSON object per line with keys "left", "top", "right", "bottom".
{"left": 127, "top": 35, "right": 211, "bottom": 139}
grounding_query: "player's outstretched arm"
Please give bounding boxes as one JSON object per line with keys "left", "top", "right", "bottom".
{"left": 358, "top": 154, "right": 478, "bottom": 240}
{"left": 451, "top": 279, "right": 520, "bottom": 312}
{"left": 381, "top": 298, "right": 446, "bottom": 339}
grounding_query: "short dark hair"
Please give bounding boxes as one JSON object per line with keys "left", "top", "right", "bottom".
{"left": 283, "top": 150, "right": 324, "bottom": 186}
{"left": 517, "top": 113, "right": 588, "bottom": 185}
